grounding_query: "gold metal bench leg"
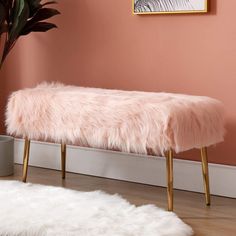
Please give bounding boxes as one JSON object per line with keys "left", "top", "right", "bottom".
{"left": 200, "top": 147, "right": 211, "bottom": 206}
{"left": 165, "top": 150, "right": 174, "bottom": 211}
{"left": 22, "top": 138, "right": 30, "bottom": 183}
{"left": 61, "top": 143, "right": 66, "bottom": 179}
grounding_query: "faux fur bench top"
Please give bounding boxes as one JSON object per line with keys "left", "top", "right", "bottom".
{"left": 6, "top": 83, "right": 225, "bottom": 155}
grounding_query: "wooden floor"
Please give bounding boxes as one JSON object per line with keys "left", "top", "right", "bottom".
{"left": 1, "top": 165, "right": 236, "bottom": 236}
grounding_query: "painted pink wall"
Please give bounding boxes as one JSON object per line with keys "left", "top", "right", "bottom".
{"left": 1, "top": 0, "right": 236, "bottom": 165}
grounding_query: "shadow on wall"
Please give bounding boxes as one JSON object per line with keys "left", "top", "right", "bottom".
{"left": 208, "top": 0, "right": 217, "bottom": 15}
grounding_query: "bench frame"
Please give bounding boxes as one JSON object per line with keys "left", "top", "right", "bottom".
{"left": 22, "top": 138, "right": 210, "bottom": 211}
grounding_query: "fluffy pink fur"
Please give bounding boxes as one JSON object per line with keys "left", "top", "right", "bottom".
{"left": 5, "top": 83, "right": 225, "bottom": 155}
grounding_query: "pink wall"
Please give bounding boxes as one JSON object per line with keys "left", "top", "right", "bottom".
{"left": 1, "top": 0, "right": 236, "bottom": 165}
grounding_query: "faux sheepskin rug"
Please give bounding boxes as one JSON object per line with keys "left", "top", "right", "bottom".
{"left": 0, "top": 181, "right": 193, "bottom": 236}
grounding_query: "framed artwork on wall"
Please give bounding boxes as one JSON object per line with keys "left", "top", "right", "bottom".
{"left": 132, "top": 0, "right": 207, "bottom": 14}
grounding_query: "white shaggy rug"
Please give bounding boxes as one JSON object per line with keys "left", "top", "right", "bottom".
{"left": 0, "top": 181, "right": 193, "bottom": 236}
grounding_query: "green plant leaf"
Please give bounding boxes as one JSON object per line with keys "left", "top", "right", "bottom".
{"left": 42, "top": 1, "right": 58, "bottom": 7}
{"left": 0, "top": 2, "right": 6, "bottom": 25}
{"left": 0, "top": 23, "right": 7, "bottom": 35}
{"left": 29, "top": 7, "right": 60, "bottom": 23}
{"left": 20, "top": 21, "right": 57, "bottom": 35}
{"left": 27, "top": 1, "right": 58, "bottom": 17}
{"left": 27, "top": 0, "right": 41, "bottom": 9}
{"left": 5, "top": 1, "right": 12, "bottom": 24}
{"left": 27, "top": 0, "right": 42, "bottom": 17}
{"left": 9, "top": 0, "right": 30, "bottom": 43}
{"left": 20, "top": 6, "right": 60, "bottom": 36}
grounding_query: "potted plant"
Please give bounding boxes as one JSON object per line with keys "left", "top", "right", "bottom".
{"left": 0, "top": 0, "right": 60, "bottom": 176}
{"left": 0, "top": 0, "right": 60, "bottom": 66}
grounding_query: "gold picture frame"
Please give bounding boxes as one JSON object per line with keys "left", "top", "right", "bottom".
{"left": 132, "top": 0, "right": 208, "bottom": 15}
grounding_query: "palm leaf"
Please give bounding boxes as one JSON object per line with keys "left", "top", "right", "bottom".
{"left": 0, "top": 2, "right": 6, "bottom": 26}
{"left": 21, "top": 22, "right": 57, "bottom": 35}
{"left": 29, "top": 7, "right": 60, "bottom": 24}
{"left": 42, "top": 1, "right": 57, "bottom": 7}
{"left": 9, "top": 0, "right": 30, "bottom": 43}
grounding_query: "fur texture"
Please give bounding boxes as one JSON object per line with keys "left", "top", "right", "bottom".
{"left": 0, "top": 180, "right": 193, "bottom": 236}
{"left": 6, "top": 83, "right": 225, "bottom": 155}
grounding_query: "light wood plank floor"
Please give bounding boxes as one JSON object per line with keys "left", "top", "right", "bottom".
{"left": 1, "top": 165, "right": 236, "bottom": 236}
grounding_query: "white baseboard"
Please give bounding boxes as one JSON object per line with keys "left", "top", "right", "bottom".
{"left": 14, "top": 139, "right": 236, "bottom": 198}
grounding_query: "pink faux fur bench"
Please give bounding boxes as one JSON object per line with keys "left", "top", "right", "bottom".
{"left": 6, "top": 83, "right": 225, "bottom": 211}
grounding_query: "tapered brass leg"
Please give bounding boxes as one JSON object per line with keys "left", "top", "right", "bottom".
{"left": 165, "top": 150, "right": 174, "bottom": 211}
{"left": 201, "top": 147, "right": 211, "bottom": 206}
{"left": 61, "top": 143, "right": 66, "bottom": 179}
{"left": 22, "top": 138, "right": 30, "bottom": 183}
